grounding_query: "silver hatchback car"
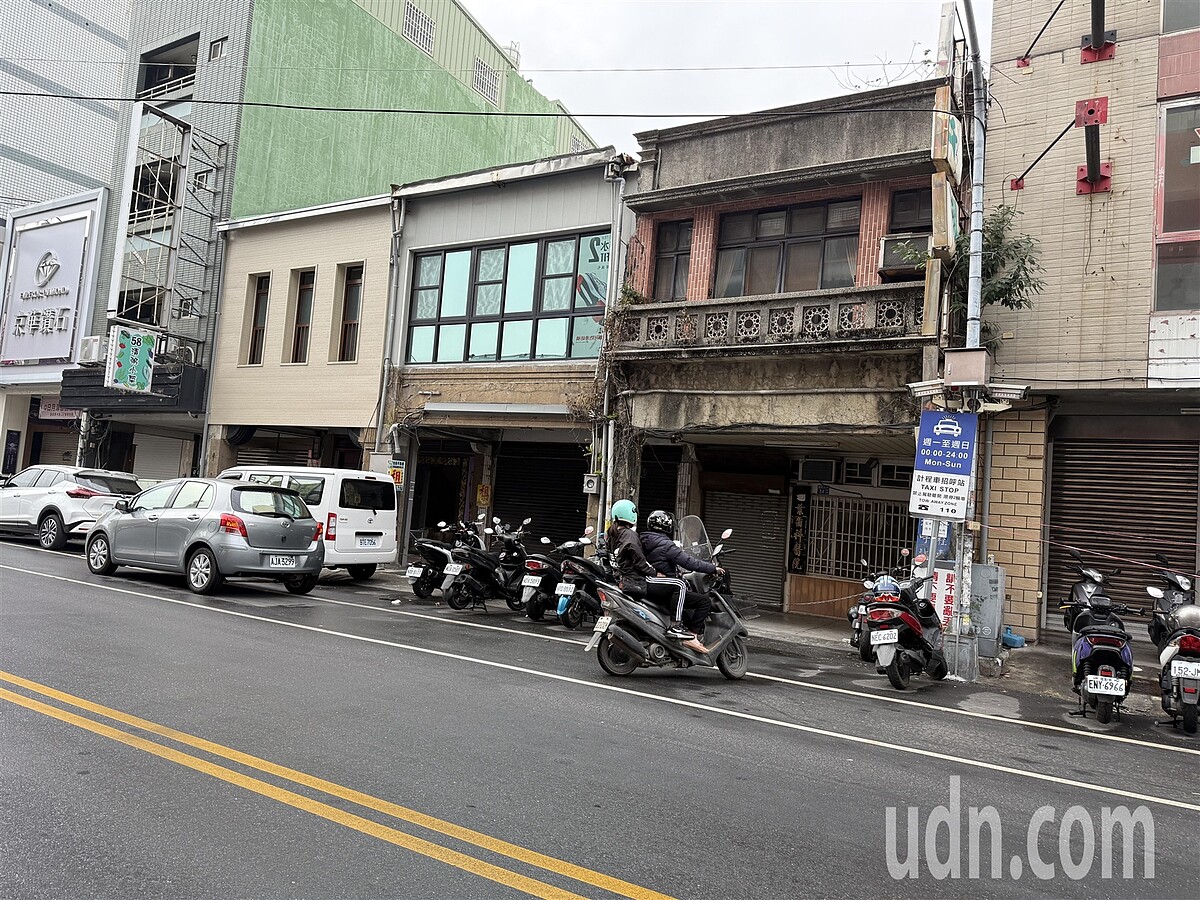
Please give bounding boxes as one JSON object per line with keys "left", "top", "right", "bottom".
{"left": 85, "top": 477, "right": 325, "bottom": 594}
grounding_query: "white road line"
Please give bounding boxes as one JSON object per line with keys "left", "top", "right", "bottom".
{"left": 4, "top": 562, "right": 1199, "bottom": 813}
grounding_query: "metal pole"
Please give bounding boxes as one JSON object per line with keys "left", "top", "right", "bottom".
{"left": 598, "top": 156, "right": 628, "bottom": 533}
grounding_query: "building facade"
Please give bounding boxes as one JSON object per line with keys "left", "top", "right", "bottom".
{"left": 984, "top": 0, "right": 1200, "bottom": 639}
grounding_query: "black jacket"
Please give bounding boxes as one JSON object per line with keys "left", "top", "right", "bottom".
{"left": 607, "top": 523, "right": 654, "bottom": 580}
{"left": 640, "top": 530, "right": 717, "bottom": 578}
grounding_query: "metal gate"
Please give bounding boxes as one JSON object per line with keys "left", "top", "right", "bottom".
{"left": 132, "top": 433, "right": 189, "bottom": 480}
{"left": 1047, "top": 439, "right": 1200, "bottom": 615}
{"left": 33, "top": 430, "right": 78, "bottom": 466}
{"left": 492, "top": 442, "right": 588, "bottom": 546}
{"left": 236, "top": 433, "right": 315, "bottom": 467}
{"left": 703, "top": 490, "right": 788, "bottom": 609}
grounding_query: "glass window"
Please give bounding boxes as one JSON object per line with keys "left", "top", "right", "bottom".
{"left": 822, "top": 236, "right": 859, "bottom": 289}
{"left": 248, "top": 474, "right": 285, "bottom": 485}
{"left": 339, "top": 478, "right": 396, "bottom": 510}
{"left": 441, "top": 252, "right": 470, "bottom": 318}
{"left": 714, "top": 249, "right": 746, "bottom": 298}
{"left": 132, "top": 482, "right": 178, "bottom": 511}
{"left": 535, "top": 317, "right": 569, "bottom": 359}
{"left": 654, "top": 221, "right": 691, "bottom": 301}
{"left": 468, "top": 322, "right": 499, "bottom": 361}
{"left": 1163, "top": 0, "right": 1200, "bottom": 33}
{"left": 889, "top": 189, "right": 933, "bottom": 232}
{"left": 34, "top": 468, "right": 62, "bottom": 487}
{"left": 232, "top": 487, "right": 309, "bottom": 519}
{"left": 75, "top": 473, "right": 142, "bottom": 494}
{"left": 474, "top": 283, "right": 502, "bottom": 316}
{"left": 337, "top": 265, "right": 362, "bottom": 363}
{"left": 247, "top": 275, "right": 269, "bottom": 365}
{"left": 409, "top": 326, "right": 435, "bottom": 363}
{"left": 747, "top": 245, "right": 781, "bottom": 295}
{"left": 416, "top": 254, "right": 442, "bottom": 287}
{"left": 545, "top": 239, "right": 575, "bottom": 275}
{"left": 1162, "top": 105, "right": 1200, "bottom": 234}
{"left": 542, "top": 277, "right": 573, "bottom": 311}
{"left": 291, "top": 269, "right": 314, "bottom": 364}
{"left": 789, "top": 206, "right": 824, "bottom": 236}
{"left": 169, "top": 481, "right": 213, "bottom": 509}
{"left": 505, "top": 243, "right": 537, "bottom": 313}
{"left": 575, "top": 233, "right": 610, "bottom": 309}
{"left": 436, "top": 323, "right": 466, "bottom": 362}
{"left": 1155, "top": 242, "right": 1200, "bottom": 311}
{"left": 570, "top": 315, "right": 603, "bottom": 358}
{"left": 784, "top": 243, "right": 822, "bottom": 292}
{"left": 5, "top": 468, "right": 42, "bottom": 488}
{"left": 289, "top": 476, "right": 325, "bottom": 505}
{"left": 501, "top": 320, "right": 532, "bottom": 360}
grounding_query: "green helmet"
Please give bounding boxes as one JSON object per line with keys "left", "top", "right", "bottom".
{"left": 610, "top": 499, "right": 638, "bottom": 524}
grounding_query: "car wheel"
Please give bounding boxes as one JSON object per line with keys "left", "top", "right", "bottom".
{"left": 86, "top": 534, "right": 118, "bottom": 575}
{"left": 186, "top": 547, "right": 225, "bottom": 594}
{"left": 284, "top": 573, "right": 319, "bottom": 595}
{"left": 38, "top": 512, "right": 68, "bottom": 550}
{"left": 347, "top": 564, "right": 376, "bottom": 581}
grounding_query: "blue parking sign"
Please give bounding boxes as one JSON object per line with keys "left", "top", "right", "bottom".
{"left": 910, "top": 411, "right": 979, "bottom": 521}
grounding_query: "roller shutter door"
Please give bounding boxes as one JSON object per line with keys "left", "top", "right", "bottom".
{"left": 493, "top": 443, "right": 589, "bottom": 546}
{"left": 703, "top": 490, "right": 788, "bottom": 610}
{"left": 34, "top": 431, "right": 79, "bottom": 465}
{"left": 1047, "top": 439, "right": 1199, "bottom": 617}
{"left": 132, "top": 434, "right": 189, "bottom": 480}
{"left": 236, "top": 433, "right": 314, "bottom": 467}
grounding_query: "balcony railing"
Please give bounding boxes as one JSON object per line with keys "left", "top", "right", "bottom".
{"left": 614, "top": 283, "right": 927, "bottom": 355}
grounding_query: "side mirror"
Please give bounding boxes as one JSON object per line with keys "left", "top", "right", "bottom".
{"left": 437, "top": 520, "right": 447, "bottom": 528}
{"left": 493, "top": 517, "right": 501, "bottom": 524}
{"left": 721, "top": 528, "right": 733, "bottom": 540}
{"left": 863, "top": 579, "right": 874, "bottom": 589}
{"left": 914, "top": 553, "right": 927, "bottom": 565}
{"left": 901, "top": 548, "right": 910, "bottom": 558}
{"left": 522, "top": 517, "right": 532, "bottom": 525}
{"left": 584, "top": 526, "right": 595, "bottom": 536}
{"left": 540, "top": 536, "right": 551, "bottom": 544}
{"left": 580, "top": 537, "right": 592, "bottom": 545}
{"left": 1146, "top": 586, "right": 1164, "bottom": 599}
{"left": 860, "top": 558, "right": 869, "bottom": 567}
{"left": 1068, "top": 548, "right": 1083, "bottom": 562}
{"left": 477, "top": 513, "right": 485, "bottom": 521}
{"left": 114, "top": 499, "right": 129, "bottom": 512}
{"left": 1155, "top": 553, "right": 1170, "bottom": 566}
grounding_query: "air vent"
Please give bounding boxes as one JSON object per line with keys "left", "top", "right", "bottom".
{"left": 878, "top": 233, "right": 931, "bottom": 279}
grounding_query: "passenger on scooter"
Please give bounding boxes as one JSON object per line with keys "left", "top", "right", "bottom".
{"left": 640, "top": 509, "right": 725, "bottom": 639}
{"left": 606, "top": 500, "right": 708, "bottom": 653}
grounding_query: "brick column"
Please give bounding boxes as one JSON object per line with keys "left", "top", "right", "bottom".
{"left": 627, "top": 215, "right": 655, "bottom": 298}
{"left": 686, "top": 205, "right": 718, "bottom": 300}
{"left": 855, "top": 181, "right": 889, "bottom": 287}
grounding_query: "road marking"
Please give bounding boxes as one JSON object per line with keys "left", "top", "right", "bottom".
{"left": 4, "top": 563, "right": 1200, "bottom": 813}
{"left": 0, "top": 681, "right": 673, "bottom": 900}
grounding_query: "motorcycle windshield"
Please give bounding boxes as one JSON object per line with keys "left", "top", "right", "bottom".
{"left": 677, "top": 515, "right": 713, "bottom": 563}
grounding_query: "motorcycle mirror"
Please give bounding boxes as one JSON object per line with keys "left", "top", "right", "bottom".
{"left": 1068, "top": 548, "right": 1082, "bottom": 562}
{"left": 492, "top": 517, "right": 501, "bottom": 524}
{"left": 863, "top": 579, "right": 874, "bottom": 589}
{"left": 1154, "top": 553, "right": 1170, "bottom": 566}
{"left": 1111, "top": 568, "right": 1122, "bottom": 576}
{"left": 540, "top": 536, "right": 551, "bottom": 544}
{"left": 860, "top": 558, "right": 869, "bottom": 568}
{"left": 584, "top": 526, "right": 595, "bottom": 536}
{"left": 713, "top": 543, "right": 724, "bottom": 555}
{"left": 914, "top": 553, "right": 927, "bottom": 565}
{"left": 901, "top": 548, "right": 910, "bottom": 557}
{"left": 436, "top": 521, "right": 447, "bottom": 528}
{"left": 721, "top": 528, "right": 733, "bottom": 540}
{"left": 484, "top": 527, "right": 495, "bottom": 535}
{"left": 580, "top": 537, "right": 591, "bottom": 545}
{"left": 523, "top": 517, "right": 532, "bottom": 525}
{"left": 1146, "top": 586, "right": 1164, "bottom": 599}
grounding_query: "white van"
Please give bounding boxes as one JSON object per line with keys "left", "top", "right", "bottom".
{"left": 216, "top": 466, "right": 397, "bottom": 580}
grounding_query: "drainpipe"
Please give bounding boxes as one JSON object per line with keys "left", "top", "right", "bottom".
{"left": 598, "top": 156, "right": 628, "bottom": 534}
{"left": 376, "top": 194, "right": 407, "bottom": 453}
{"left": 198, "top": 230, "right": 230, "bottom": 476}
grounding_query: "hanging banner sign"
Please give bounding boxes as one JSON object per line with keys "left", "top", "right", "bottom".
{"left": 103, "top": 325, "right": 156, "bottom": 393}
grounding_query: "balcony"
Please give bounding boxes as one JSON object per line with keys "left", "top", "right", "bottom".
{"left": 614, "top": 282, "right": 930, "bottom": 358}
{"left": 58, "top": 363, "right": 207, "bottom": 414}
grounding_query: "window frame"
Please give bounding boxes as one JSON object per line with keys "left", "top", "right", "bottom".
{"left": 1153, "top": 99, "right": 1200, "bottom": 312}
{"left": 654, "top": 219, "right": 693, "bottom": 301}
{"left": 245, "top": 274, "right": 270, "bottom": 365}
{"left": 402, "top": 1, "right": 435, "bottom": 55}
{"left": 335, "top": 264, "right": 364, "bottom": 363}
{"left": 405, "top": 230, "right": 610, "bottom": 366}
{"left": 1163, "top": 0, "right": 1200, "bottom": 34}
{"left": 472, "top": 57, "right": 500, "bottom": 106}
{"left": 286, "top": 268, "right": 316, "bottom": 365}
{"left": 888, "top": 188, "right": 933, "bottom": 233}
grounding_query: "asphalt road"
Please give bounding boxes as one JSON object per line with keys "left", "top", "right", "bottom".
{"left": 2, "top": 538, "right": 1197, "bottom": 899}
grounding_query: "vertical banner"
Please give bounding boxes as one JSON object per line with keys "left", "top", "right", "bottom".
{"left": 2, "top": 430, "right": 20, "bottom": 475}
{"left": 103, "top": 325, "right": 156, "bottom": 393}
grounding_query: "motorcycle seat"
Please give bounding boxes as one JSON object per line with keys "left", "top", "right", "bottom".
{"left": 1080, "top": 623, "right": 1130, "bottom": 640}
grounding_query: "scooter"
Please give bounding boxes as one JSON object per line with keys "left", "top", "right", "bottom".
{"left": 1145, "top": 554, "right": 1199, "bottom": 734}
{"left": 863, "top": 555, "right": 945, "bottom": 690}
{"left": 444, "top": 517, "right": 530, "bottom": 611}
{"left": 555, "top": 533, "right": 613, "bottom": 630}
{"left": 406, "top": 517, "right": 485, "bottom": 598}
{"left": 850, "top": 549, "right": 918, "bottom": 663}
{"left": 1060, "top": 548, "right": 1139, "bottom": 724}
{"left": 522, "top": 528, "right": 593, "bottom": 622}
{"left": 583, "top": 518, "right": 750, "bottom": 680}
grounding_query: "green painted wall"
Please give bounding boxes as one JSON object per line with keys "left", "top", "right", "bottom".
{"left": 232, "top": 0, "right": 593, "bottom": 219}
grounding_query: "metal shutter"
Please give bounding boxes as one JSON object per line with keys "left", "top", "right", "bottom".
{"left": 34, "top": 431, "right": 79, "bottom": 465}
{"left": 236, "top": 433, "right": 315, "bottom": 467}
{"left": 492, "top": 443, "right": 589, "bottom": 546}
{"left": 132, "top": 434, "right": 188, "bottom": 480}
{"left": 703, "top": 490, "right": 789, "bottom": 610}
{"left": 638, "top": 446, "right": 682, "bottom": 519}
{"left": 1047, "top": 439, "right": 1199, "bottom": 616}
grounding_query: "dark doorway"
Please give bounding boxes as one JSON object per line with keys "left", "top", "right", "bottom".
{"left": 413, "top": 456, "right": 467, "bottom": 538}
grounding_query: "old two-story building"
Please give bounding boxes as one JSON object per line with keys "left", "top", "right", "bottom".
{"left": 981, "top": 0, "right": 1199, "bottom": 639}
{"left": 614, "top": 80, "right": 960, "bottom": 613}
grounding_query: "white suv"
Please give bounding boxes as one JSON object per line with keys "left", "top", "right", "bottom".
{"left": 0, "top": 465, "right": 144, "bottom": 550}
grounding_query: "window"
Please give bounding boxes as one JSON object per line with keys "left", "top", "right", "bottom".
{"left": 129, "top": 160, "right": 179, "bottom": 224}
{"left": 841, "top": 460, "right": 873, "bottom": 485}
{"left": 34, "top": 468, "right": 62, "bottom": 487}
{"left": 169, "top": 481, "right": 213, "bottom": 509}
{"left": 805, "top": 495, "right": 918, "bottom": 580}
{"left": 132, "top": 482, "right": 178, "bottom": 512}
{"left": 714, "top": 199, "right": 860, "bottom": 298}
{"left": 290, "top": 269, "right": 315, "bottom": 363}
{"left": 406, "top": 231, "right": 610, "bottom": 364}
{"left": 4, "top": 468, "right": 42, "bottom": 488}
{"left": 137, "top": 35, "right": 198, "bottom": 98}
{"left": 289, "top": 476, "right": 325, "bottom": 505}
{"left": 1163, "top": 0, "right": 1200, "bottom": 33}
{"left": 340, "top": 479, "right": 396, "bottom": 511}
{"left": 879, "top": 463, "right": 913, "bottom": 489}
{"left": 1155, "top": 102, "right": 1200, "bottom": 311}
{"left": 246, "top": 275, "right": 270, "bottom": 365}
{"left": 337, "top": 265, "right": 363, "bottom": 362}
{"left": 192, "top": 169, "right": 212, "bottom": 192}
{"left": 889, "top": 189, "right": 933, "bottom": 232}
{"left": 402, "top": 1, "right": 435, "bottom": 55}
{"left": 232, "top": 487, "right": 309, "bottom": 519}
{"left": 208, "top": 38, "right": 227, "bottom": 61}
{"left": 654, "top": 220, "right": 692, "bottom": 300}
{"left": 117, "top": 288, "right": 164, "bottom": 325}
{"left": 569, "top": 135, "right": 586, "bottom": 154}
{"left": 473, "top": 57, "right": 500, "bottom": 106}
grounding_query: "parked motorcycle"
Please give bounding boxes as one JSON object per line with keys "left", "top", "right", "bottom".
{"left": 1145, "top": 554, "right": 1199, "bottom": 734}
{"left": 863, "top": 555, "right": 945, "bottom": 690}
{"left": 583, "top": 517, "right": 750, "bottom": 679}
{"left": 555, "top": 533, "right": 613, "bottom": 630}
{"left": 522, "top": 528, "right": 593, "bottom": 622}
{"left": 406, "top": 517, "right": 485, "bottom": 598}
{"left": 1060, "top": 548, "right": 1139, "bottom": 724}
{"left": 850, "top": 549, "right": 920, "bottom": 663}
{"left": 444, "top": 517, "right": 531, "bottom": 611}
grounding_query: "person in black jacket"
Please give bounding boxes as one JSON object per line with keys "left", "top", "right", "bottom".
{"left": 640, "top": 509, "right": 725, "bottom": 638}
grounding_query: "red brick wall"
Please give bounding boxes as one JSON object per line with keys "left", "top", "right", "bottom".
{"left": 1159, "top": 30, "right": 1200, "bottom": 100}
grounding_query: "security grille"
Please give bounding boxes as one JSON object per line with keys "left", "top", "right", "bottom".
{"left": 805, "top": 495, "right": 918, "bottom": 579}
{"left": 403, "top": 2, "right": 435, "bottom": 55}
{"left": 473, "top": 57, "right": 500, "bottom": 106}
{"left": 703, "top": 491, "right": 789, "bottom": 609}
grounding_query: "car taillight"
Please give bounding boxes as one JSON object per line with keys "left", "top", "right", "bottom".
{"left": 868, "top": 608, "right": 895, "bottom": 621}
{"left": 1179, "top": 635, "right": 1200, "bottom": 654}
{"left": 313, "top": 522, "right": 323, "bottom": 542}
{"left": 526, "top": 560, "right": 545, "bottom": 571}
{"left": 326, "top": 513, "right": 336, "bottom": 540}
{"left": 66, "top": 487, "right": 101, "bottom": 499}
{"left": 219, "top": 513, "right": 248, "bottom": 539}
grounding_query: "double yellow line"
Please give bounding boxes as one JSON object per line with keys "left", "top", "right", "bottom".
{"left": 0, "top": 671, "right": 674, "bottom": 900}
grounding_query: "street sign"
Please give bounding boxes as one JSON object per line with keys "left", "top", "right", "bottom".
{"left": 388, "top": 458, "right": 406, "bottom": 487}
{"left": 103, "top": 325, "right": 155, "bottom": 393}
{"left": 909, "top": 410, "right": 978, "bottom": 521}
{"left": 930, "top": 562, "right": 958, "bottom": 628}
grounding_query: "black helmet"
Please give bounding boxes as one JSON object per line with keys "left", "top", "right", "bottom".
{"left": 646, "top": 509, "right": 675, "bottom": 535}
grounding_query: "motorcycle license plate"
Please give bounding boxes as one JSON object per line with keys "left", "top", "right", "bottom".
{"left": 443, "top": 563, "right": 463, "bottom": 576}
{"left": 593, "top": 615, "right": 612, "bottom": 633}
{"left": 1170, "top": 660, "right": 1200, "bottom": 679}
{"left": 521, "top": 574, "right": 543, "bottom": 588}
{"left": 405, "top": 565, "right": 424, "bottom": 578}
{"left": 1085, "top": 675, "right": 1126, "bottom": 696}
{"left": 555, "top": 582, "right": 574, "bottom": 597}
{"left": 870, "top": 628, "right": 898, "bottom": 645}
{"left": 269, "top": 555, "right": 297, "bottom": 569}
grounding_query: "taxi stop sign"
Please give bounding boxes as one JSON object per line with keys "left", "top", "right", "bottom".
{"left": 909, "top": 410, "right": 978, "bottom": 521}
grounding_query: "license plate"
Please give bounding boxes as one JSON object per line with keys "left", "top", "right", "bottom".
{"left": 870, "top": 628, "right": 898, "bottom": 645}
{"left": 1085, "top": 675, "right": 1126, "bottom": 696}
{"left": 405, "top": 565, "right": 424, "bottom": 578}
{"left": 358, "top": 536, "right": 379, "bottom": 548}
{"left": 593, "top": 615, "right": 612, "bottom": 633}
{"left": 555, "top": 582, "right": 574, "bottom": 597}
{"left": 269, "top": 555, "right": 297, "bottom": 569}
{"left": 443, "top": 563, "right": 463, "bottom": 576}
{"left": 1170, "top": 659, "right": 1200, "bottom": 679}
{"left": 857, "top": 605, "right": 867, "bottom": 616}
{"left": 521, "top": 574, "right": 543, "bottom": 588}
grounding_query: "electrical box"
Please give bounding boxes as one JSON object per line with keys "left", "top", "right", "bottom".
{"left": 943, "top": 347, "right": 991, "bottom": 388}
{"left": 582, "top": 473, "right": 600, "bottom": 495}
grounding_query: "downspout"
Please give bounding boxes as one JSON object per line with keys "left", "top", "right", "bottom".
{"left": 599, "top": 157, "right": 628, "bottom": 534}
{"left": 198, "top": 229, "right": 230, "bottom": 476}
{"left": 375, "top": 194, "right": 407, "bottom": 453}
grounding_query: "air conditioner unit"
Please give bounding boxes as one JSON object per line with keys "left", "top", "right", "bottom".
{"left": 77, "top": 335, "right": 107, "bottom": 367}
{"left": 582, "top": 473, "right": 601, "bottom": 495}
{"left": 161, "top": 335, "right": 195, "bottom": 364}
{"left": 798, "top": 458, "right": 838, "bottom": 483}
{"left": 878, "top": 233, "right": 931, "bottom": 279}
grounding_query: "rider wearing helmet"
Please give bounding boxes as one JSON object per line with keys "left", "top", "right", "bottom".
{"left": 640, "top": 510, "right": 725, "bottom": 638}
{"left": 606, "top": 500, "right": 707, "bottom": 652}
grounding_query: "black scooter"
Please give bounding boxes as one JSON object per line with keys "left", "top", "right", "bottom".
{"left": 863, "top": 552, "right": 945, "bottom": 690}
{"left": 522, "top": 529, "right": 593, "bottom": 622}
{"left": 406, "top": 517, "right": 484, "bottom": 598}
{"left": 555, "top": 533, "right": 613, "bottom": 630}
{"left": 445, "top": 517, "right": 530, "bottom": 611}
{"left": 849, "top": 549, "right": 917, "bottom": 663}
{"left": 1145, "top": 554, "right": 1199, "bottom": 734}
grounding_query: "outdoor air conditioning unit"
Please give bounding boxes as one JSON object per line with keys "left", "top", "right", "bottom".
{"left": 77, "top": 335, "right": 107, "bottom": 367}
{"left": 582, "top": 473, "right": 601, "bottom": 495}
{"left": 878, "top": 233, "right": 931, "bottom": 279}
{"left": 798, "top": 458, "right": 839, "bottom": 484}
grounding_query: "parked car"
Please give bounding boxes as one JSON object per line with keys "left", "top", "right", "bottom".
{"left": 85, "top": 477, "right": 324, "bottom": 595}
{"left": 0, "top": 465, "right": 144, "bottom": 550}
